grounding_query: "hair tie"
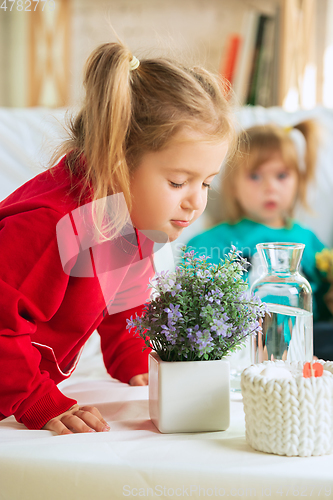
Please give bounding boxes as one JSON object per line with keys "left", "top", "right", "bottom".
{"left": 284, "top": 126, "right": 306, "bottom": 172}
{"left": 129, "top": 55, "right": 140, "bottom": 71}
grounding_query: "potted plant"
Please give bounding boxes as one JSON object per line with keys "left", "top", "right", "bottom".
{"left": 127, "top": 247, "right": 267, "bottom": 433}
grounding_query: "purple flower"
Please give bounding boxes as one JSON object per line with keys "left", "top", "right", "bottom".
{"left": 128, "top": 246, "right": 267, "bottom": 361}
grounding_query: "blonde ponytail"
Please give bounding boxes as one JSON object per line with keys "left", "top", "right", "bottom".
{"left": 293, "top": 119, "right": 318, "bottom": 208}
{"left": 77, "top": 43, "right": 134, "bottom": 238}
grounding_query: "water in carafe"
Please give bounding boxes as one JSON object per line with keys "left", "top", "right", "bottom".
{"left": 250, "top": 243, "right": 313, "bottom": 364}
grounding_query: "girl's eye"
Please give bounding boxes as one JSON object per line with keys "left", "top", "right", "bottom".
{"left": 170, "top": 181, "right": 184, "bottom": 189}
{"left": 277, "top": 172, "right": 289, "bottom": 180}
{"left": 170, "top": 181, "right": 211, "bottom": 189}
{"left": 249, "top": 173, "right": 260, "bottom": 181}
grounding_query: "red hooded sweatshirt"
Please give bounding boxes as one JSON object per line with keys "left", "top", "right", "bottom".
{"left": 0, "top": 157, "right": 154, "bottom": 430}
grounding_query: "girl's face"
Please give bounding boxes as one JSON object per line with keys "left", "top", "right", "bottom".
{"left": 130, "top": 130, "right": 229, "bottom": 242}
{"left": 234, "top": 153, "right": 298, "bottom": 228}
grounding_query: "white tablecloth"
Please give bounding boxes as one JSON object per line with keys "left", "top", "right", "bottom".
{"left": 1, "top": 376, "right": 333, "bottom": 500}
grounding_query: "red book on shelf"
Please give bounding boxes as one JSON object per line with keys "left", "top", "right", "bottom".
{"left": 219, "top": 34, "right": 242, "bottom": 85}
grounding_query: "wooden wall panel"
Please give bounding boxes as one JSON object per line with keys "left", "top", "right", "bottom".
{"left": 279, "top": 0, "right": 316, "bottom": 108}
{"left": 28, "top": 0, "right": 70, "bottom": 107}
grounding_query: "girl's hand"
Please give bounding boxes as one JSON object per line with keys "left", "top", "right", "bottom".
{"left": 43, "top": 404, "right": 110, "bottom": 435}
{"left": 129, "top": 373, "right": 148, "bottom": 386}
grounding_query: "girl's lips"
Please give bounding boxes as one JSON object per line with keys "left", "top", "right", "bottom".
{"left": 171, "top": 220, "right": 191, "bottom": 227}
{"left": 264, "top": 201, "right": 277, "bottom": 210}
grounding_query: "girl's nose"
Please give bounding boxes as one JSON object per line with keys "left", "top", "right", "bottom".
{"left": 264, "top": 177, "right": 278, "bottom": 193}
{"left": 181, "top": 189, "right": 204, "bottom": 211}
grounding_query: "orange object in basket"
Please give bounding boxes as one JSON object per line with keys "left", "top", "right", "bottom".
{"left": 303, "top": 362, "right": 324, "bottom": 378}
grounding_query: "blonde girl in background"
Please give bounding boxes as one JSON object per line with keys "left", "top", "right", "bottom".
{"left": 0, "top": 42, "right": 234, "bottom": 435}
{"left": 187, "top": 121, "right": 331, "bottom": 328}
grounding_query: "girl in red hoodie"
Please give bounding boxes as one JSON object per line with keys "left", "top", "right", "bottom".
{"left": 0, "top": 42, "right": 234, "bottom": 435}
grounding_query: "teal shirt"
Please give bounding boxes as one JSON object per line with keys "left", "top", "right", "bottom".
{"left": 187, "top": 218, "right": 330, "bottom": 322}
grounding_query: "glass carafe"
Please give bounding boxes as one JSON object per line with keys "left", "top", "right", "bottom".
{"left": 250, "top": 242, "right": 313, "bottom": 364}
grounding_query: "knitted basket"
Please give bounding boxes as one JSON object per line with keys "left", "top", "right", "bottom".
{"left": 241, "top": 360, "right": 333, "bottom": 457}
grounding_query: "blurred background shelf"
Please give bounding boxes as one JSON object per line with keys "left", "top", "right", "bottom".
{"left": 0, "top": 0, "right": 331, "bottom": 111}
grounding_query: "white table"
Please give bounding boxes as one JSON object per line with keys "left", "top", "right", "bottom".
{"left": 1, "top": 376, "right": 333, "bottom": 500}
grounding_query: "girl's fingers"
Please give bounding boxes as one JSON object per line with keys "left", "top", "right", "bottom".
{"left": 70, "top": 409, "right": 109, "bottom": 432}
{"left": 43, "top": 405, "right": 109, "bottom": 435}
{"left": 61, "top": 413, "right": 96, "bottom": 433}
{"left": 129, "top": 373, "right": 148, "bottom": 386}
{"left": 80, "top": 405, "right": 109, "bottom": 427}
{"left": 43, "top": 418, "right": 73, "bottom": 435}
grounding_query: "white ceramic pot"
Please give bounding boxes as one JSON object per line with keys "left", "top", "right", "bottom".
{"left": 148, "top": 351, "right": 230, "bottom": 433}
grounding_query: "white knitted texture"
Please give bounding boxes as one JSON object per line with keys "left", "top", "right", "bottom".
{"left": 241, "top": 360, "right": 333, "bottom": 457}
